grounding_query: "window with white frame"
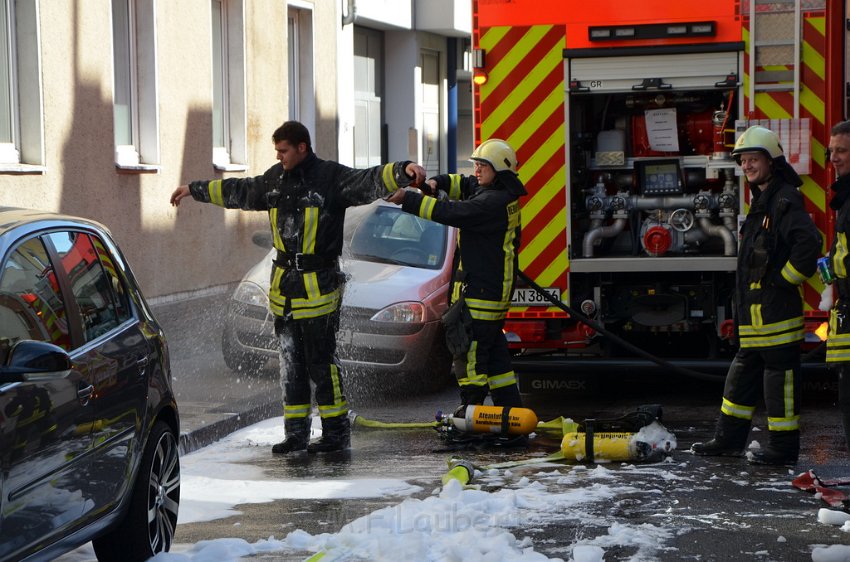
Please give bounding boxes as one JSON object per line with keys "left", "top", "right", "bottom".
{"left": 287, "top": 5, "right": 314, "bottom": 134}
{"left": 111, "top": 0, "right": 159, "bottom": 169}
{"left": 0, "top": 0, "right": 43, "bottom": 170}
{"left": 211, "top": 0, "right": 246, "bottom": 170}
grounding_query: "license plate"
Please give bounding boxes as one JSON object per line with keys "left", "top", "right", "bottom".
{"left": 511, "top": 287, "right": 561, "bottom": 307}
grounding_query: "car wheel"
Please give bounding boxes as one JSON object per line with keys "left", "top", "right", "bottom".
{"left": 92, "top": 421, "right": 180, "bottom": 562}
{"left": 221, "top": 329, "right": 267, "bottom": 373}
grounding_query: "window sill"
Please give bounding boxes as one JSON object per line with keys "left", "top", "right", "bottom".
{"left": 0, "top": 163, "right": 46, "bottom": 174}
{"left": 214, "top": 162, "right": 248, "bottom": 172}
{"left": 115, "top": 163, "right": 161, "bottom": 173}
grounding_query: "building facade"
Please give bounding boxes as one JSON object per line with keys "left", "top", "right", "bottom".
{"left": 0, "top": 0, "right": 471, "bottom": 300}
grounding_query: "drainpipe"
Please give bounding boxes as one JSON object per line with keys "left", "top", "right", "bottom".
{"left": 447, "top": 38, "right": 457, "bottom": 173}
{"left": 342, "top": 0, "right": 357, "bottom": 26}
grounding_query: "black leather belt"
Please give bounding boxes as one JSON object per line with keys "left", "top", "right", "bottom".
{"left": 274, "top": 251, "right": 337, "bottom": 272}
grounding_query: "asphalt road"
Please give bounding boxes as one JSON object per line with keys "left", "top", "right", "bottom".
{"left": 152, "top": 291, "right": 850, "bottom": 560}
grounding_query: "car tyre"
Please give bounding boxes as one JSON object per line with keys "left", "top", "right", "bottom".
{"left": 221, "top": 329, "right": 267, "bottom": 373}
{"left": 92, "top": 421, "right": 180, "bottom": 562}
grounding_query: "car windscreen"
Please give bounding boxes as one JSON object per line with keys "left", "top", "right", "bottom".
{"left": 346, "top": 205, "right": 447, "bottom": 270}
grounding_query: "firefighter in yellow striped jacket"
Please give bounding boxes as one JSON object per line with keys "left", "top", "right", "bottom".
{"left": 170, "top": 121, "right": 425, "bottom": 454}
{"left": 388, "top": 139, "right": 527, "bottom": 415}
{"left": 692, "top": 126, "right": 820, "bottom": 465}
{"left": 824, "top": 120, "right": 850, "bottom": 451}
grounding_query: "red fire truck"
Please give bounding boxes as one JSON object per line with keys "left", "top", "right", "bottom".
{"left": 471, "top": 0, "right": 848, "bottom": 382}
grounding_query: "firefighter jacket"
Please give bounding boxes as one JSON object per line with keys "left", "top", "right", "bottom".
{"left": 826, "top": 173, "right": 850, "bottom": 363}
{"left": 189, "top": 153, "right": 416, "bottom": 320}
{"left": 400, "top": 170, "right": 527, "bottom": 322}
{"left": 736, "top": 172, "right": 820, "bottom": 349}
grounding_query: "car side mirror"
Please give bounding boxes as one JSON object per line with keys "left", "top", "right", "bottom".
{"left": 0, "top": 340, "right": 72, "bottom": 382}
{"left": 251, "top": 231, "right": 273, "bottom": 249}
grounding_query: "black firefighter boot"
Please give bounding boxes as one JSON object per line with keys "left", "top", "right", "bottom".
{"left": 272, "top": 417, "right": 310, "bottom": 454}
{"left": 691, "top": 414, "right": 750, "bottom": 457}
{"left": 453, "top": 385, "right": 490, "bottom": 418}
{"left": 307, "top": 415, "right": 351, "bottom": 453}
{"left": 748, "top": 430, "right": 799, "bottom": 465}
{"left": 460, "top": 385, "right": 489, "bottom": 406}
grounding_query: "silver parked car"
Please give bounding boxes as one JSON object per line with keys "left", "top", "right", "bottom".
{"left": 222, "top": 200, "right": 456, "bottom": 392}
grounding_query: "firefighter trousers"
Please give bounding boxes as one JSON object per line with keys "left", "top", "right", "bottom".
{"left": 719, "top": 345, "right": 801, "bottom": 433}
{"left": 832, "top": 364, "right": 850, "bottom": 451}
{"left": 452, "top": 318, "right": 522, "bottom": 409}
{"left": 276, "top": 309, "right": 348, "bottom": 423}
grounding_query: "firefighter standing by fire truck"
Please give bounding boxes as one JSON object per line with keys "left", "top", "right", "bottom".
{"left": 692, "top": 125, "right": 820, "bottom": 465}
{"left": 170, "top": 121, "right": 426, "bottom": 455}
{"left": 388, "top": 139, "right": 527, "bottom": 417}
{"left": 822, "top": 120, "right": 850, "bottom": 451}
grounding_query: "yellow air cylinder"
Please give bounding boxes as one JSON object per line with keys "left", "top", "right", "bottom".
{"left": 561, "top": 431, "right": 646, "bottom": 462}
{"left": 451, "top": 405, "right": 538, "bottom": 435}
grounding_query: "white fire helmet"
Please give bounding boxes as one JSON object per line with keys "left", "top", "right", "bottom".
{"left": 470, "top": 139, "right": 518, "bottom": 174}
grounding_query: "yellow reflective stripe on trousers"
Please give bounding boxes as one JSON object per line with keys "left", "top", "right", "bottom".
{"left": 835, "top": 232, "right": 849, "bottom": 278}
{"left": 318, "top": 364, "right": 348, "bottom": 418}
{"left": 318, "top": 401, "right": 349, "bottom": 418}
{"left": 767, "top": 415, "right": 799, "bottom": 431}
{"left": 418, "top": 196, "right": 437, "bottom": 220}
{"left": 448, "top": 175, "right": 462, "bottom": 200}
{"left": 461, "top": 341, "right": 488, "bottom": 386}
{"left": 284, "top": 404, "right": 311, "bottom": 419}
{"left": 382, "top": 163, "right": 398, "bottom": 191}
{"left": 208, "top": 180, "right": 224, "bottom": 206}
{"left": 721, "top": 397, "right": 755, "bottom": 420}
{"left": 488, "top": 370, "right": 517, "bottom": 390}
{"left": 783, "top": 368, "right": 795, "bottom": 419}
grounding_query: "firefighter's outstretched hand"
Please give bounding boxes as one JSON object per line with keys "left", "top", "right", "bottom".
{"left": 386, "top": 189, "right": 407, "bottom": 205}
{"left": 421, "top": 179, "right": 437, "bottom": 196}
{"left": 170, "top": 185, "right": 191, "bottom": 207}
{"left": 405, "top": 163, "right": 426, "bottom": 187}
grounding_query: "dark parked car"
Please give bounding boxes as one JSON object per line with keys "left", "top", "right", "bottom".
{"left": 0, "top": 207, "right": 180, "bottom": 561}
{"left": 222, "top": 200, "right": 456, "bottom": 392}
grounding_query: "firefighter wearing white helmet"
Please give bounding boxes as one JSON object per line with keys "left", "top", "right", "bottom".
{"left": 692, "top": 125, "right": 821, "bottom": 465}
{"left": 387, "top": 139, "right": 528, "bottom": 432}
{"left": 470, "top": 139, "right": 518, "bottom": 174}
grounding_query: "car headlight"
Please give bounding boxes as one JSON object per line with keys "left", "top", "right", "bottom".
{"left": 232, "top": 281, "right": 268, "bottom": 308}
{"left": 370, "top": 302, "right": 425, "bottom": 323}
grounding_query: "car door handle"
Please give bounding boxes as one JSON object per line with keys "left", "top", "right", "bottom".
{"left": 136, "top": 355, "right": 149, "bottom": 376}
{"left": 77, "top": 383, "right": 94, "bottom": 404}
